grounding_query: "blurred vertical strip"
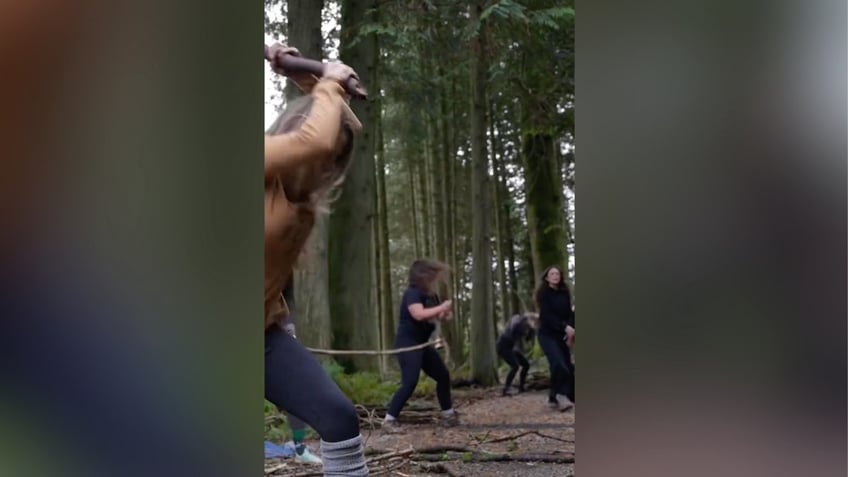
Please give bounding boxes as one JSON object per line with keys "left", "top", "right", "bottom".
{"left": 578, "top": 0, "right": 846, "bottom": 476}
{"left": 0, "top": 0, "right": 264, "bottom": 476}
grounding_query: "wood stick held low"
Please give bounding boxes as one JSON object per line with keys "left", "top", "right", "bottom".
{"left": 264, "top": 44, "right": 368, "bottom": 100}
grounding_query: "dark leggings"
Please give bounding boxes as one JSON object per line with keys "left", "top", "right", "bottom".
{"left": 497, "top": 339, "right": 529, "bottom": 390}
{"left": 386, "top": 340, "right": 452, "bottom": 418}
{"left": 538, "top": 333, "right": 575, "bottom": 403}
{"left": 265, "top": 325, "right": 360, "bottom": 442}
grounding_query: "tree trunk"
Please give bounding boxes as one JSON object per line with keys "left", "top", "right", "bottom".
{"left": 284, "top": 0, "right": 323, "bottom": 101}
{"left": 373, "top": 138, "right": 383, "bottom": 369}
{"left": 468, "top": 2, "right": 497, "bottom": 385}
{"left": 286, "top": 0, "right": 331, "bottom": 350}
{"left": 500, "top": 151, "right": 521, "bottom": 316}
{"left": 418, "top": 155, "right": 431, "bottom": 257}
{"left": 522, "top": 224, "right": 537, "bottom": 309}
{"left": 429, "top": 114, "right": 446, "bottom": 265}
{"left": 331, "top": 0, "right": 379, "bottom": 372}
{"left": 521, "top": 132, "right": 567, "bottom": 287}
{"left": 375, "top": 90, "right": 395, "bottom": 372}
{"left": 438, "top": 76, "right": 461, "bottom": 365}
{"left": 408, "top": 161, "right": 421, "bottom": 257}
{"left": 488, "top": 97, "right": 509, "bottom": 325}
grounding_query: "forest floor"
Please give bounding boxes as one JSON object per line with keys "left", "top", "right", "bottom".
{"left": 264, "top": 386, "right": 574, "bottom": 477}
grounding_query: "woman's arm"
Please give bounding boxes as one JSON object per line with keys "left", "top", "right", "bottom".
{"left": 408, "top": 299, "right": 452, "bottom": 321}
{"left": 264, "top": 80, "right": 346, "bottom": 179}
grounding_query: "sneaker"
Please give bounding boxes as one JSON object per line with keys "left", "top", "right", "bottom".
{"left": 501, "top": 388, "right": 513, "bottom": 397}
{"left": 381, "top": 419, "right": 403, "bottom": 434}
{"left": 548, "top": 396, "right": 560, "bottom": 409}
{"left": 440, "top": 411, "right": 460, "bottom": 427}
{"left": 294, "top": 446, "right": 322, "bottom": 465}
{"left": 556, "top": 395, "right": 575, "bottom": 412}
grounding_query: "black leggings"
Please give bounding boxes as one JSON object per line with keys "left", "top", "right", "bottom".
{"left": 386, "top": 340, "right": 452, "bottom": 418}
{"left": 538, "top": 333, "right": 575, "bottom": 402}
{"left": 265, "top": 325, "right": 360, "bottom": 442}
{"left": 497, "top": 339, "right": 530, "bottom": 390}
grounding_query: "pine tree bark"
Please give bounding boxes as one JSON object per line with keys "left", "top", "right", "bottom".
{"left": 375, "top": 90, "right": 395, "bottom": 371}
{"left": 408, "top": 161, "right": 421, "bottom": 257}
{"left": 522, "top": 132, "right": 567, "bottom": 287}
{"left": 468, "top": 1, "right": 497, "bottom": 385}
{"left": 500, "top": 149, "right": 521, "bottom": 316}
{"left": 489, "top": 98, "right": 509, "bottom": 325}
{"left": 417, "top": 156, "right": 431, "bottom": 257}
{"left": 331, "top": 0, "right": 379, "bottom": 371}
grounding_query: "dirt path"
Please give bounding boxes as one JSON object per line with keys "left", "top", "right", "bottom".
{"left": 266, "top": 388, "right": 574, "bottom": 476}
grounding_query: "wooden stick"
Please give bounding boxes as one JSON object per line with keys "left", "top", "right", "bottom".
{"left": 414, "top": 445, "right": 476, "bottom": 454}
{"left": 481, "top": 429, "right": 574, "bottom": 444}
{"left": 413, "top": 462, "right": 460, "bottom": 477}
{"left": 369, "top": 458, "right": 410, "bottom": 476}
{"left": 264, "top": 463, "right": 287, "bottom": 474}
{"left": 366, "top": 447, "right": 415, "bottom": 464}
{"left": 414, "top": 452, "right": 574, "bottom": 464}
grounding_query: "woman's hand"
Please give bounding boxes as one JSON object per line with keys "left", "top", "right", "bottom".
{"left": 321, "top": 62, "right": 358, "bottom": 87}
{"left": 266, "top": 44, "right": 357, "bottom": 92}
{"left": 565, "top": 325, "right": 575, "bottom": 347}
{"left": 266, "top": 43, "right": 318, "bottom": 92}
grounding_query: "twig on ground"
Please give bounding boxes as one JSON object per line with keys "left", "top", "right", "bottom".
{"left": 414, "top": 451, "right": 574, "bottom": 464}
{"left": 264, "top": 462, "right": 287, "bottom": 474}
{"left": 413, "top": 462, "right": 460, "bottom": 476}
{"left": 414, "top": 445, "right": 476, "bottom": 454}
{"left": 366, "top": 447, "right": 415, "bottom": 464}
{"left": 286, "top": 467, "right": 324, "bottom": 477}
{"left": 369, "top": 458, "right": 409, "bottom": 476}
{"left": 480, "top": 429, "right": 574, "bottom": 444}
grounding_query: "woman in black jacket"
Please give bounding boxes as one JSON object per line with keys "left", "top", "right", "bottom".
{"left": 534, "top": 265, "right": 575, "bottom": 411}
{"left": 496, "top": 313, "right": 536, "bottom": 396}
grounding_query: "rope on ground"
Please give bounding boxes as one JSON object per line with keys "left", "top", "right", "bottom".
{"left": 305, "top": 338, "right": 444, "bottom": 356}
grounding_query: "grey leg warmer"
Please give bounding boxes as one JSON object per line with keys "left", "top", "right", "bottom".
{"left": 319, "top": 434, "right": 368, "bottom": 476}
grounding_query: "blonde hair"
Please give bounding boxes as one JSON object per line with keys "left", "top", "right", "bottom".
{"left": 266, "top": 95, "right": 355, "bottom": 208}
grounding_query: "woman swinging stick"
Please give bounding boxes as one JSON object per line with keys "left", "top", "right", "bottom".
{"left": 263, "top": 43, "right": 368, "bottom": 476}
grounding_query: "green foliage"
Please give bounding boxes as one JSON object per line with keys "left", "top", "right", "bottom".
{"left": 322, "top": 361, "right": 397, "bottom": 404}
{"left": 528, "top": 339, "right": 544, "bottom": 360}
{"left": 530, "top": 6, "right": 575, "bottom": 29}
{"left": 481, "top": 0, "right": 528, "bottom": 23}
{"left": 323, "top": 360, "right": 442, "bottom": 403}
{"left": 412, "top": 376, "right": 436, "bottom": 397}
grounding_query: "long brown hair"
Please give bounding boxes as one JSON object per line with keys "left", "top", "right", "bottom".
{"left": 408, "top": 259, "right": 450, "bottom": 295}
{"left": 533, "top": 265, "right": 571, "bottom": 309}
{"left": 265, "top": 94, "right": 355, "bottom": 204}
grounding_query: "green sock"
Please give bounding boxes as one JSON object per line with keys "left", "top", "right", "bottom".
{"left": 292, "top": 428, "right": 307, "bottom": 454}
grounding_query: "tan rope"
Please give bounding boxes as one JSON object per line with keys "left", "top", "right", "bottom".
{"left": 306, "top": 338, "right": 444, "bottom": 356}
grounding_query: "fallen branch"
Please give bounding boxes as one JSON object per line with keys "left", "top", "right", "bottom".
{"left": 285, "top": 467, "right": 323, "bottom": 477}
{"left": 415, "top": 451, "right": 574, "bottom": 464}
{"left": 264, "top": 462, "right": 288, "bottom": 474}
{"left": 366, "top": 447, "right": 414, "bottom": 464}
{"left": 369, "top": 458, "right": 409, "bottom": 476}
{"left": 413, "top": 462, "right": 460, "bottom": 476}
{"left": 481, "top": 429, "right": 574, "bottom": 444}
{"left": 415, "top": 445, "right": 477, "bottom": 454}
